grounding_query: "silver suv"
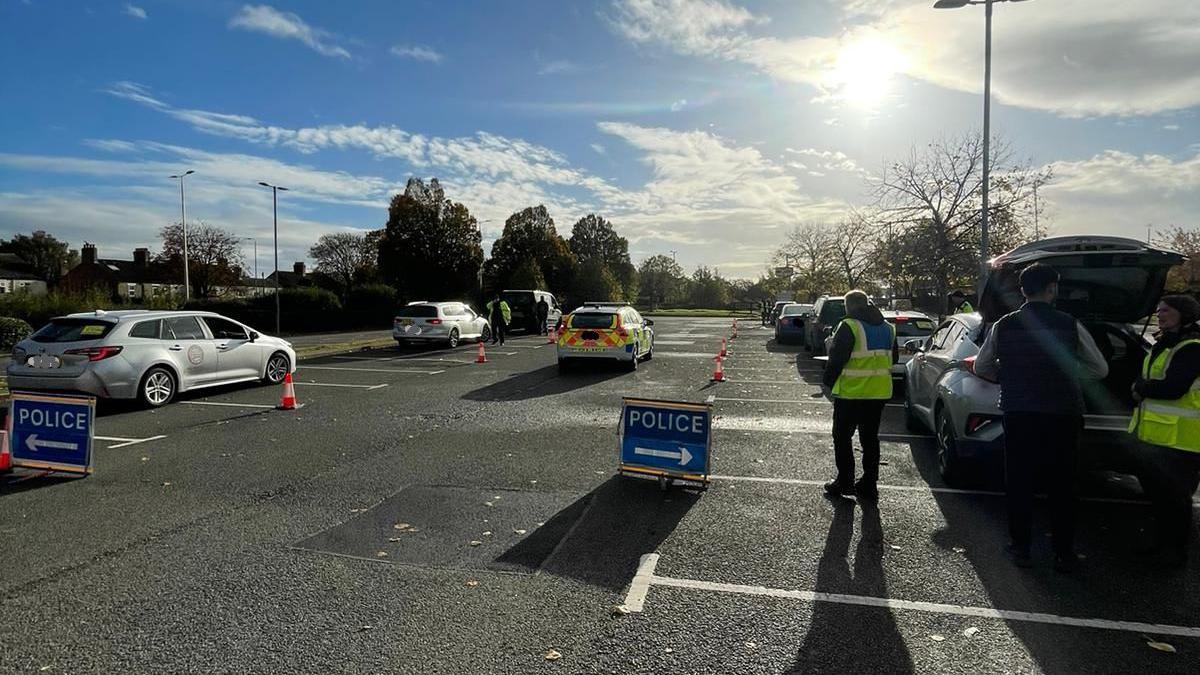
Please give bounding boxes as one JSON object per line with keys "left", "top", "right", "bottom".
{"left": 393, "top": 301, "right": 490, "bottom": 349}
{"left": 8, "top": 310, "right": 296, "bottom": 407}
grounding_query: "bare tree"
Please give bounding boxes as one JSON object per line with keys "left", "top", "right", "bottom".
{"left": 776, "top": 223, "right": 836, "bottom": 299}
{"left": 1158, "top": 225, "right": 1200, "bottom": 291}
{"left": 829, "top": 215, "right": 878, "bottom": 290}
{"left": 310, "top": 231, "right": 378, "bottom": 298}
{"left": 158, "top": 222, "right": 244, "bottom": 299}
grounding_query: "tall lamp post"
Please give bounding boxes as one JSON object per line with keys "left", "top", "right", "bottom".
{"left": 169, "top": 170, "right": 195, "bottom": 301}
{"left": 933, "top": 0, "right": 1032, "bottom": 289}
{"left": 258, "top": 182, "right": 288, "bottom": 335}
{"left": 241, "top": 237, "right": 259, "bottom": 296}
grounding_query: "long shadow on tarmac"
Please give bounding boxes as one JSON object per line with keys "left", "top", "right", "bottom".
{"left": 461, "top": 364, "right": 625, "bottom": 402}
{"left": 789, "top": 499, "right": 914, "bottom": 674}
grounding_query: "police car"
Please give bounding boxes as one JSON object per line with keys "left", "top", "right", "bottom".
{"left": 557, "top": 302, "right": 654, "bottom": 371}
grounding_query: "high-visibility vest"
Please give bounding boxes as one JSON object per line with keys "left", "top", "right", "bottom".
{"left": 1128, "top": 338, "right": 1200, "bottom": 454}
{"left": 956, "top": 300, "right": 974, "bottom": 314}
{"left": 487, "top": 301, "right": 511, "bottom": 324}
{"left": 832, "top": 318, "right": 896, "bottom": 400}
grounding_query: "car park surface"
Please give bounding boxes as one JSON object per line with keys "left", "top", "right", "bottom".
{"left": 2, "top": 316, "right": 1197, "bottom": 674}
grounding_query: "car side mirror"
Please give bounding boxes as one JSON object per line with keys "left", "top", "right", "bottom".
{"left": 903, "top": 338, "right": 923, "bottom": 354}
{"left": 249, "top": 331, "right": 259, "bottom": 342}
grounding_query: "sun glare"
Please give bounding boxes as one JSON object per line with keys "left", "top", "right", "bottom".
{"left": 831, "top": 36, "right": 907, "bottom": 108}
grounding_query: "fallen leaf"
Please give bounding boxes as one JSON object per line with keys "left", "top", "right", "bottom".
{"left": 890, "top": 545, "right": 901, "bottom": 551}
{"left": 962, "top": 627, "right": 980, "bottom": 637}
{"left": 393, "top": 523, "right": 411, "bottom": 530}
{"left": 1147, "top": 641, "right": 1177, "bottom": 653}
{"left": 544, "top": 649, "right": 562, "bottom": 661}
{"left": 140, "top": 457, "right": 149, "bottom": 462}
{"left": 930, "top": 634, "right": 945, "bottom": 642}
{"left": 465, "top": 580, "right": 479, "bottom": 587}
{"left": 469, "top": 540, "right": 483, "bottom": 547}
{"left": 744, "top": 641, "right": 757, "bottom": 650}
{"left": 482, "top": 531, "right": 493, "bottom": 537}
{"left": 536, "top": 522, "right": 545, "bottom": 527}
{"left": 388, "top": 537, "right": 403, "bottom": 543}
{"left": 358, "top": 625, "right": 373, "bottom": 632}
{"left": 484, "top": 502, "right": 494, "bottom": 507}
{"left": 161, "top": 482, "right": 172, "bottom": 487}
{"left": 375, "top": 551, "right": 388, "bottom": 558}
{"left": 665, "top": 647, "right": 674, "bottom": 654}
{"left": 514, "top": 528, "right": 527, "bottom": 535}
{"left": 952, "top": 547, "right": 966, "bottom": 554}
{"left": 612, "top": 605, "right": 631, "bottom": 616}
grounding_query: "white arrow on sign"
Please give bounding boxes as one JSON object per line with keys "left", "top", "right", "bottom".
{"left": 25, "top": 433, "right": 78, "bottom": 453}
{"left": 633, "top": 446, "right": 693, "bottom": 466}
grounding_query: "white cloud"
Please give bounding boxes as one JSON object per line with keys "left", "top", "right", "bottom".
{"left": 537, "top": 59, "right": 579, "bottom": 76}
{"left": 228, "top": 5, "right": 350, "bottom": 59}
{"left": 608, "top": 0, "right": 1200, "bottom": 117}
{"left": 123, "top": 3, "right": 147, "bottom": 20}
{"left": 784, "top": 148, "right": 867, "bottom": 176}
{"left": 83, "top": 139, "right": 140, "bottom": 153}
{"left": 590, "top": 143, "right": 606, "bottom": 155}
{"left": 1165, "top": 124, "right": 1181, "bottom": 131}
{"left": 390, "top": 44, "right": 443, "bottom": 64}
{"left": 669, "top": 99, "right": 687, "bottom": 112}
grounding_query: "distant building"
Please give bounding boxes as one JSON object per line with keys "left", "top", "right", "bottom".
{"left": 267, "top": 262, "right": 314, "bottom": 289}
{"left": 60, "top": 244, "right": 182, "bottom": 300}
{"left": 0, "top": 252, "right": 48, "bottom": 295}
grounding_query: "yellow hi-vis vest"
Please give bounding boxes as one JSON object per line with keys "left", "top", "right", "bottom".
{"left": 832, "top": 318, "right": 896, "bottom": 400}
{"left": 1128, "top": 338, "right": 1200, "bottom": 454}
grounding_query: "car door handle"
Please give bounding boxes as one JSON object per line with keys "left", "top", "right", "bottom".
{"left": 217, "top": 344, "right": 229, "bottom": 350}
{"left": 168, "top": 345, "right": 183, "bottom": 351}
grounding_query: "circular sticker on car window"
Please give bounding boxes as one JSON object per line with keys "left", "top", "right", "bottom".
{"left": 187, "top": 345, "right": 204, "bottom": 365}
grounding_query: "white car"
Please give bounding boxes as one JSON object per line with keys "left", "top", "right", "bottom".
{"left": 393, "top": 301, "right": 490, "bottom": 349}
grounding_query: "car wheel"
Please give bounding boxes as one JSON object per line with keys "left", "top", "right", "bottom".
{"left": 481, "top": 326, "right": 491, "bottom": 343}
{"left": 935, "top": 407, "right": 963, "bottom": 486}
{"left": 263, "top": 351, "right": 290, "bottom": 385}
{"left": 447, "top": 329, "right": 460, "bottom": 349}
{"left": 644, "top": 341, "right": 653, "bottom": 361}
{"left": 627, "top": 349, "right": 639, "bottom": 372}
{"left": 139, "top": 367, "right": 176, "bottom": 408}
{"left": 904, "top": 386, "right": 923, "bottom": 432}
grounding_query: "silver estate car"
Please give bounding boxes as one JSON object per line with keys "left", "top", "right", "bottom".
{"left": 393, "top": 301, "right": 490, "bottom": 349}
{"left": 903, "top": 235, "right": 1184, "bottom": 485}
{"left": 7, "top": 310, "right": 297, "bottom": 407}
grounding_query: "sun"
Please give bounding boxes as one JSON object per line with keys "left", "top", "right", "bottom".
{"left": 830, "top": 36, "right": 907, "bottom": 108}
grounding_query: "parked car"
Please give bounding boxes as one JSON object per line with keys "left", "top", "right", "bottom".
{"left": 766, "top": 300, "right": 791, "bottom": 326}
{"left": 805, "top": 295, "right": 846, "bottom": 355}
{"left": 774, "top": 303, "right": 811, "bottom": 344}
{"left": 499, "top": 290, "right": 563, "bottom": 334}
{"left": 7, "top": 310, "right": 296, "bottom": 408}
{"left": 884, "top": 310, "right": 936, "bottom": 377}
{"left": 902, "top": 235, "right": 1184, "bottom": 485}
{"left": 394, "top": 301, "right": 490, "bottom": 348}
{"left": 557, "top": 302, "right": 654, "bottom": 371}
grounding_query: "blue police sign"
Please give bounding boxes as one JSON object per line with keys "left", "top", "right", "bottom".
{"left": 7, "top": 392, "right": 95, "bottom": 475}
{"left": 619, "top": 397, "right": 711, "bottom": 485}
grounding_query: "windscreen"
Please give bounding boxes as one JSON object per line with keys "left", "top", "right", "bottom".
{"left": 818, "top": 300, "right": 846, "bottom": 323}
{"left": 780, "top": 305, "right": 806, "bottom": 317}
{"left": 890, "top": 318, "right": 936, "bottom": 337}
{"left": 500, "top": 292, "right": 534, "bottom": 309}
{"left": 570, "top": 313, "right": 616, "bottom": 329}
{"left": 396, "top": 305, "right": 438, "bottom": 318}
{"left": 31, "top": 318, "right": 115, "bottom": 342}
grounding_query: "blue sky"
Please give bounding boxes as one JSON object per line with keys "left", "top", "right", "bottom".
{"left": 2, "top": 0, "right": 1198, "bottom": 278}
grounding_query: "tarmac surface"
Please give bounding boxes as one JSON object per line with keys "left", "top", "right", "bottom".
{"left": 1, "top": 317, "right": 1197, "bottom": 674}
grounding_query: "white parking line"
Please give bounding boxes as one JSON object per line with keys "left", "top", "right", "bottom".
{"left": 715, "top": 396, "right": 904, "bottom": 408}
{"left": 298, "top": 366, "right": 445, "bottom": 375}
{"left": 335, "top": 356, "right": 474, "bottom": 365}
{"left": 714, "top": 379, "right": 818, "bottom": 385}
{"left": 180, "top": 401, "right": 277, "bottom": 410}
{"left": 293, "top": 382, "right": 387, "bottom": 389}
{"left": 654, "top": 340, "right": 697, "bottom": 346}
{"left": 635, "top": 572, "right": 1200, "bottom": 639}
{"left": 95, "top": 434, "right": 168, "bottom": 449}
{"left": 712, "top": 417, "right": 929, "bottom": 440}
{"left": 653, "top": 352, "right": 722, "bottom": 359}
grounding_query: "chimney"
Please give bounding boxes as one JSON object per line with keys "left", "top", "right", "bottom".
{"left": 82, "top": 243, "right": 97, "bottom": 265}
{"left": 293, "top": 262, "right": 306, "bottom": 277}
{"left": 133, "top": 247, "right": 149, "bottom": 268}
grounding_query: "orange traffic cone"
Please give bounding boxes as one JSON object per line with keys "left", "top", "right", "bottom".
{"left": 711, "top": 355, "right": 727, "bottom": 382}
{"left": 476, "top": 340, "right": 489, "bottom": 364}
{"left": 719, "top": 338, "right": 728, "bottom": 357}
{"left": 0, "top": 430, "right": 11, "bottom": 473}
{"left": 277, "top": 372, "right": 298, "bottom": 410}
{"left": 546, "top": 325, "right": 557, "bottom": 344}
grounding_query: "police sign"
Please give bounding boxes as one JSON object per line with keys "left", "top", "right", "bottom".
{"left": 619, "top": 397, "right": 711, "bottom": 486}
{"left": 7, "top": 392, "right": 95, "bottom": 475}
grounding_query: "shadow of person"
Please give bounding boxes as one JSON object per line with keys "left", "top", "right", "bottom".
{"left": 789, "top": 499, "right": 914, "bottom": 674}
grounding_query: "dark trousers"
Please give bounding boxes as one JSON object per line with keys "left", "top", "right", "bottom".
{"left": 1003, "top": 412, "right": 1080, "bottom": 555}
{"left": 1136, "top": 443, "right": 1200, "bottom": 556}
{"left": 491, "top": 321, "right": 506, "bottom": 345}
{"left": 832, "top": 398, "right": 887, "bottom": 487}
{"left": 538, "top": 314, "right": 548, "bottom": 334}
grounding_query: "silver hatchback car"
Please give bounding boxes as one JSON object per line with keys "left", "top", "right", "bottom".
{"left": 393, "top": 301, "right": 491, "bottom": 349}
{"left": 7, "top": 310, "right": 296, "bottom": 407}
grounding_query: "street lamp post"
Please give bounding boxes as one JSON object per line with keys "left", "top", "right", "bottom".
{"left": 933, "top": 0, "right": 1031, "bottom": 289}
{"left": 241, "top": 237, "right": 258, "bottom": 296}
{"left": 168, "top": 170, "right": 195, "bottom": 301}
{"left": 258, "top": 182, "right": 289, "bottom": 335}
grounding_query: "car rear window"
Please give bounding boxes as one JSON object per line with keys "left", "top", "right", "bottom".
{"left": 501, "top": 291, "right": 534, "bottom": 308}
{"left": 780, "top": 305, "right": 807, "bottom": 316}
{"left": 31, "top": 318, "right": 116, "bottom": 343}
{"left": 818, "top": 300, "right": 845, "bottom": 323}
{"left": 890, "top": 318, "right": 936, "bottom": 337}
{"left": 571, "top": 313, "right": 617, "bottom": 329}
{"left": 129, "top": 319, "right": 162, "bottom": 339}
{"left": 397, "top": 305, "right": 438, "bottom": 318}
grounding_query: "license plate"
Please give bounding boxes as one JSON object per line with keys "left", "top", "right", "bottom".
{"left": 26, "top": 354, "right": 61, "bottom": 369}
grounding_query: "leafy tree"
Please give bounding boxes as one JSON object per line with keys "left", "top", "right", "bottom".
{"left": 638, "top": 254, "right": 685, "bottom": 309}
{"left": 310, "top": 231, "right": 378, "bottom": 299}
{"left": 573, "top": 258, "right": 623, "bottom": 303}
{"left": 158, "top": 222, "right": 244, "bottom": 298}
{"left": 568, "top": 214, "right": 637, "bottom": 302}
{"left": 688, "top": 266, "right": 730, "bottom": 308}
{"left": 507, "top": 259, "right": 547, "bottom": 290}
{"left": 485, "top": 206, "right": 576, "bottom": 295}
{"left": 378, "top": 178, "right": 484, "bottom": 302}
{"left": 1159, "top": 225, "right": 1200, "bottom": 292}
{"left": 0, "top": 230, "right": 78, "bottom": 283}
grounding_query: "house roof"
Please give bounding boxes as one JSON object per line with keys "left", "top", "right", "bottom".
{"left": 96, "top": 259, "right": 173, "bottom": 284}
{"left": 0, "top": 267, "right": 41, "bottom": 281}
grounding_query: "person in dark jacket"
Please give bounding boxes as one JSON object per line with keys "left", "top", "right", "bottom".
{"left": 536, "top": 297, "right": 550, "bottom": 335}
{"left": 974, "top": 263, "right": 1109, "bottom": 572}
{"left": 822, "top": 290, "right": 899, "bottom": 500}
{"left": 1130, "top": 294, "right": 1200, "bottom": 569}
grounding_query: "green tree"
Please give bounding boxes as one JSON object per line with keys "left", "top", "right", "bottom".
{"left": 573, "top": 258, "right": 623, "bottom": 303}
{"left": 638, "top": 255, "right": 685, "bottom": 309}
{"left": 485, "top": 206, "right": 576, "bottom": 295}
{"left": 158, "top": 222, "right": 244, "bottom": 298}
{"left": 568, "top": 214, "right": 637, "bottom": 302}
{"left": 1159, "top": 225, "right": 1200, "bottom": 292}
{"left": 0, "top": 230, "right": 78, "bottom": 283}
{"left": 688, "top": 266, "right": 730, "bottom": 308}
{"left": 378, "top": 178, "right": 484, "bottom": 302}
{"left": 309, "top": 231, "right": 378, "bottom": 300}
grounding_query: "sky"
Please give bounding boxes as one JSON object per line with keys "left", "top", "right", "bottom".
{"left": 1, "top": 0, "right": 1198, "bottom": 279}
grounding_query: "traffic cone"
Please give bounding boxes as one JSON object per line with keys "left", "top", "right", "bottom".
{"left": 546, "top": 324, "right": 557, "bottom": 344}
{"left": 732, "top": 318, "right": 739, "bottom": 339}
{"left": 476, "top": 340, "right": 488, "bottom": 364}
{"left": 277, "top": 372, "right": 298, "bottom": 410}
{"left": 711, "top": 355, "right": 727, "bottom": 382}
{"left": 0, "top": 431, "right": 11, "bottom": 473}
{"left": 719, "top": 338, "right": 728, "bottom": 357}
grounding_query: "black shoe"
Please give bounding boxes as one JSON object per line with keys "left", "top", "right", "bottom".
{"left": 1006, "top": 543, "right": 1033, "bottom": 568}
{"left": 1054, "top": 552, "right": 1080, "bottom": 574}
{"left": 823, "top": 479, "right": 853, "bottom": 497}
{"left": 854, "top": 480, "right": 878, "bottom": 500}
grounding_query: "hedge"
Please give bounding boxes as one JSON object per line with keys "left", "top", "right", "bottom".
{"left": 0, "top": 316, "right": 34, "bottom": 351}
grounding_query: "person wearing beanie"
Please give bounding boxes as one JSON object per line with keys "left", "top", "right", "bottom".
{"left": 973, "top": 263, "right": 1109, "bottom": 573}
{"left": 1129, "top": 293, "right": 1200, "bottom": 569}
{"left": 950, "top": 290, "right": 974, "bottom": 314}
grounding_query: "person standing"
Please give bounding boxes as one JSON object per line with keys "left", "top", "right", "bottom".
{"left": 974, "top": 263, "right": 1108, "bottom": 572}
{"left": 950, "top": 290, "right": 974, "bottom": 314}
{"left": 486, "top": 295, "right": 510, "bottom": 346}
{"left": 822, "top": 290, "right": 898, "bottom": 500}
{"left": 536, "top": 296, "right": 550, "bottom": 335}
{"left": 1129, "top": 295, "right": 1200, "bottom": 569}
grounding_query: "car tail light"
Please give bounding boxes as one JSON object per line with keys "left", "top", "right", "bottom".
{"left": 965, "top": 413, "right": 1000, "bottom": 434}
{"left": 427, "top": 319, "right": 442, "bottom": 325}
{"left": 64, "top": 346, "right": 124, "bottom": 361}
{"left": 962, "top": 355, "right": 977, "bottom": 374}
{"left": 894, "top": 316, "right": 908, "bottom": 323}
